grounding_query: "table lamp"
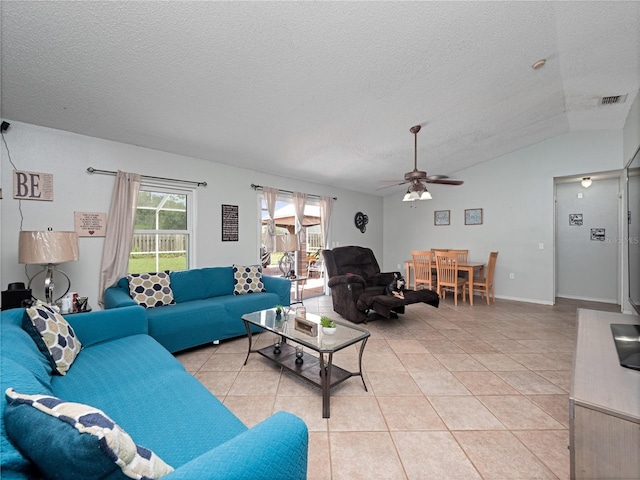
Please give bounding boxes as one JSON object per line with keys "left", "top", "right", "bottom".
{"left": 19, "top": 230, "right": 79, "bottom": 305}
{"left": 276, "top": 234, "right": 299, "bottom": 277}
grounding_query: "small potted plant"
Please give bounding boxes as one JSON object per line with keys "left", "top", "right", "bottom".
{"left": 320, "top": 316, "right": 336, "bottom": 335}
{"left": 274, "top": 305, "right": 283, "bottom": 318}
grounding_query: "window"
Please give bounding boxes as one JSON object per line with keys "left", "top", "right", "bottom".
{"left": 129, "top": 186, "right": 193, "bottom": 274}
{"left": 260, "top": 196, "right": 325, "bottom": 296}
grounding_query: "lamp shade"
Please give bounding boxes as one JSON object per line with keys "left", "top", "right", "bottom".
{"left": 275, "top": 234, "right": 299, "bottom": 252}
{"left": 19, "top": 231, "right": 79, "bottom": 265}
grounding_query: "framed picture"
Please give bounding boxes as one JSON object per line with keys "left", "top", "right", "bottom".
{"left": 569, "top": 213, "right": 583, "bottom": 226}
{"left": 221, "top": 204, "right": 239, "bottom": 241}
{"left": 465, "top": 208, "right": 483, "bottom": 225}
{"left": 591, "top": 228, "right": 605, "bottom": 241}
{"left": 434, "top": 210, "right": 450, "bottom": 226}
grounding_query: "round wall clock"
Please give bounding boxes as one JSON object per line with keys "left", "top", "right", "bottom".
{"left": 354, "top": 211, "right": 368, "bottom": 233}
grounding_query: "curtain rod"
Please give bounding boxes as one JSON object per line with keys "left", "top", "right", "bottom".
{"left": 251, "top": 183, "right": 337, "bottom": 200}
{"left": 87, "top": 167, "right": 207, "bottom": 187}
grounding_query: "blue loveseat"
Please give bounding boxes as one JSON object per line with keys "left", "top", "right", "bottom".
{"left": 104, "top": 266, "right": 291, "bottom": 352}
{"left": 1, "top": 305, "right": 308, "bottom": 479}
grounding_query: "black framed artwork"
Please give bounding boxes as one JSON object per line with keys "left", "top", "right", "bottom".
{"left": 434, "top": 210, "right": 450, "bottom": 226}
{"left": 222, "top": 204, "right": 239, "bottom": 241}
{"left": 465, "top": 208, "right": 483, "bottom": 225}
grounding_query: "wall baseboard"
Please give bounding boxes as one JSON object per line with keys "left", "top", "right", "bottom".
{"left": 556, "top": 294, "right": 618, "bottom": 304}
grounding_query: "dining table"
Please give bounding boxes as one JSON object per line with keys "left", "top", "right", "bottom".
{"left": 404, "top": 259, "right": 486, "bottom": 306}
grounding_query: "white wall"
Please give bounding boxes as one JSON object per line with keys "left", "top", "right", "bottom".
{"left": 0, "top": 122, "right": 383, "bottom": 309}
{"left": 556, "top": 178, "right": 620, "bottom": 303}
{"left": 382, "top": 130, "right": 624, "bottom": 305}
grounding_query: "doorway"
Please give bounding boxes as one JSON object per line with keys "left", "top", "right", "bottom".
{"left": 259, "top": 197, "right": 326, "bottom": 300}
{"left": 555, "top": 173, "right": 621, "bottom": 304}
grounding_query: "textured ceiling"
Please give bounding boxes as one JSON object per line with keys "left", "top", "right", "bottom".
{"left": 2, "top": 1, "right": 639, "bottom": 196}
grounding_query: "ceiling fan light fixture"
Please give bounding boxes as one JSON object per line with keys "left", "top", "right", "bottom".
{"left": 581, "top": 177, "right": 592, "bottom": 188}
{"left": 419, "top": 190, "right": 432, "bottom": 200}
{"left": 402, "top": 190, "right": 415, "bottom": 202}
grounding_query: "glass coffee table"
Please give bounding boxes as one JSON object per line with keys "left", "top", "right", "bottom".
{"left": 242, "top": 309, "right": 370, "bottom": 418}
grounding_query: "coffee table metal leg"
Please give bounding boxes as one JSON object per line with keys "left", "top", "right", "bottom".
{"left": 242, "top": 320, "right": 253, "bottom": 366}
{"left": 319, "top": 352, "right": 333, "bottom": 418}
{"left": 357, "top": 337, "right": 369, "bottom": 392}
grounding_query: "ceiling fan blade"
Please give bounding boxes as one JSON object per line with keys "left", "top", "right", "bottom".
{"left": 379, "top": 179, "right": 407, "bottom": 184}
{"left": 426, "top": 174, "right": 449, "bottom": 181}
{"left": 425, "top": 178, "right": 464, "bottom": 185}
{"left": 376, "top": 180, "right": 409, "bottom": 191}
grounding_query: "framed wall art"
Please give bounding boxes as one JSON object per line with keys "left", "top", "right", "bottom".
{"left": 222, "top": 204, "right": 239, "bottom": 241}
{"left": 434, "top": 210, "right": 450, "bottom": 226}
{"left": 591, "top": 228, "right": 605, "bottom": 241}
{"left": 465, "top": 208, "right": 483, "bottom": 225}
{"left": 569, "top": 214, "right": 583, "bottom": 226}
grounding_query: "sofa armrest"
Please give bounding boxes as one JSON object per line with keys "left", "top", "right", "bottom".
{"left": 327, "top": 273, "right": 366, "bottom": 289}
{"left": 103, "top": 284, "right": 137, "bottom": 309}
{"left": 65, "top": 306, "right": 148, "bottom": 347}
{"left": 262, "top": 275, "right": 292, "bottom": 306}
{"left": 163, "top": 411, "right": 308, "bottom": 480}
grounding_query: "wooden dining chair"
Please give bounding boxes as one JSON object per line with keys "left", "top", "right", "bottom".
{"left": 449, "top": 249, "right": 468, "bottom": 263}
{"left": 449, "top": 249, "right": 469, "bottom": 279}
{"left": 434, "top": 251, "right": 468, "bottom": 305}
{"left": 411, "top": 250, "right": 435, "bottom": 291}
{"left": 470, "top": 251, "right": 498, "bottom": 304}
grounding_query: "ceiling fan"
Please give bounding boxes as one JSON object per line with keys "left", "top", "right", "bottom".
{"left": 381, "top": 125, "right": 463, "bottom": 201}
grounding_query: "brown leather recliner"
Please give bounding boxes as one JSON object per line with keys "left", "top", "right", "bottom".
{"left": 322, "top": 246, "right": 439, "bottom": 324}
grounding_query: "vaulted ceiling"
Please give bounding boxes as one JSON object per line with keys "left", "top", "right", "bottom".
{"left": 2, "top": 1, "right": 639, "bottom": 195}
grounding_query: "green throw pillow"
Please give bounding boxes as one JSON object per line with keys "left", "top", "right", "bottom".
{"left": 4, "top": 388, "right": 174, "bottom": 480}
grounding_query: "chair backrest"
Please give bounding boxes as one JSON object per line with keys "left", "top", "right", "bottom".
{"left": 411, "top": 250, "right": 433, "bottom": 283}
{"left": 434, "top": 251, "right": 459, "bottom": 285}
{"left": 449, "top": 249, "right": 468, "bottom": 263}
{"left": 486, "top": 251, "right": 499, "bottom": 282}
{"left": 321, "top": 246, "right": 381, "bottom": 279}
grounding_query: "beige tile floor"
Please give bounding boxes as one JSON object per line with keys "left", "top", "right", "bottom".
{"left": 174, "top": 295, "right": 620, "bottom": 480}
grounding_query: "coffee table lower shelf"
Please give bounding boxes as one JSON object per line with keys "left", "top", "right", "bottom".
{"left": 257, "top": 343, "right": 354, "bottom": 388}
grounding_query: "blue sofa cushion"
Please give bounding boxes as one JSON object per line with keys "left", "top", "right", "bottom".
{"left": 126, "top": 272, "right": 175, "bottom": 308}
{"left": 4, "top": 389, "right": 174, "bottom": 480}
{"left": 23, "top": 305, "right": 82, "bottom": 376}
{"left": 170, "top": 268, "right": 229, "bottom": 302}
{"left": 232, "top": 265, "right": 266, "bottom": 295}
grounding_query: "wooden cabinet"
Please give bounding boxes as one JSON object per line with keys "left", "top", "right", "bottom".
{"left": 570, "top": 309, "right": 640, "bottom": 479}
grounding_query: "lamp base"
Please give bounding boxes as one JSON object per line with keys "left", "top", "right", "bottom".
{"left": 27, "top": 263, "right": 71, "bottom": 305}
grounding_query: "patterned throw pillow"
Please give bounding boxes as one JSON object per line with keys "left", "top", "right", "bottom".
{"left": 24, "top": 304, "right": 82, "bottom": 376}
{"left": 126, "top": 271, "right": 175, "bottom": 308}
{"left": 233, "top": 264, "right": 266, "bottom": 295}
{"left": 4, "top": 389, "right": 174, "bottom": 480}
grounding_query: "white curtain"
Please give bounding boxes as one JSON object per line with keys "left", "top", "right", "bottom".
{"left": 292, "top": 191, "right": 307, "bottom": 246}
{"left": 98, "top": 171, "right": 141, "bottom": 306}
{"left": 263, "top": 186, "right": 279, "bottom": 253}
{"left": 319, "top": 195, "right": 334, "bottom": 248}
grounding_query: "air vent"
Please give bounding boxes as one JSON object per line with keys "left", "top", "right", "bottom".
{"left": 600, "top": 94, "right": 628, "bottom": 105}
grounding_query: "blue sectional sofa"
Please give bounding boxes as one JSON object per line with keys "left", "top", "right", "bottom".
{"left": 104, "top": 266, "right": 291, "bottom": 352}
{"left": 1, "top": 305, "right": 308, "bottom": 479}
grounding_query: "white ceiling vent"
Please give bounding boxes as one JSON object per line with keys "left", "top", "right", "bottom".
{"left": 600, "top": 94, "right": 628, "bottom": 105}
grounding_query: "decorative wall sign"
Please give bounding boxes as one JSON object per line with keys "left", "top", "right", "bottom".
{"left": 569, "top": 214, "right": 583, "bottom": 226}
{"left": 13, "top": 170, "right": 54, "bottom": 201}
{"left": 74, "top": 211, "right": 107, "bottom": 237}
{"left": 591, "top": 228, "right": 605, "bottom": 241}
{"left": 222, "top": 204, "right": 239, "bottom": 241}
{"left": 354, "top": 211, "right": 368, "bottom": 233}
{"left": 434, "top": 210, "right": 450, "bottom": 226}
{"left": 465, "top": 208, "right": 483, "bottom": 225}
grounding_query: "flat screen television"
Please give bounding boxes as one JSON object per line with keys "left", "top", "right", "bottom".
{"left": 627, "top": 145, "right": 640, "bottom": 315}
